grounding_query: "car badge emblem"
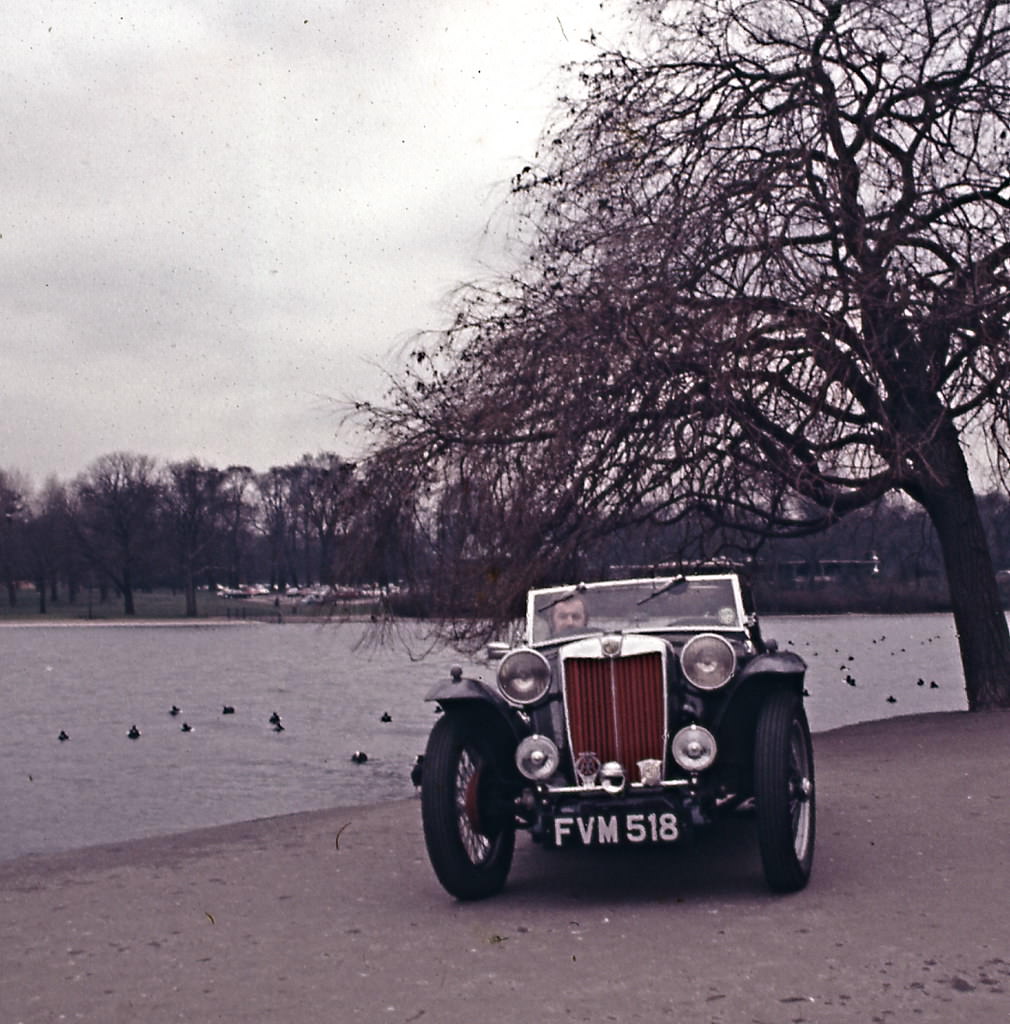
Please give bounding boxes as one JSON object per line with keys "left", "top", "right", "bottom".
{"left": 601, "top": 635, "right": 622, "bottom": 657}
{"left": 637, "top": 758, "right": 663, "bottom": 786}
{"left": 574, "top": 752, "right": 601, "bottom": 787}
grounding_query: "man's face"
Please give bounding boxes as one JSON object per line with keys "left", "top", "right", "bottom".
{"left": 551, "top": 597, "right": 587, "bottom": 634}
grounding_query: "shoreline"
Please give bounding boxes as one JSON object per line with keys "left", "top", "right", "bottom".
{"left": 4, "top": 599, "right": 1005, "bottom": 627}
{"left": 0, "top": 617, "right": 267, "bottom": 628}
{"left": 0, "top": 708, "right": 963, "bottom": 868}
{"left": 4, "top": 711, "right": 1010, "bottom": 1023}
{"left": 0, "top": 613, "right": 378, "bottom": 628}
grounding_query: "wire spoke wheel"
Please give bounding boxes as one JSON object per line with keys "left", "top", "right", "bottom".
{"left": 787, "top": 715, "right": 814, "bottom": 861}
{"left": 455, "top": 747, "right": 492, "bottom": 864}
{"left": 422, "top": 713, "right": 515, "bottom": 900}
{"left": 754, "top": 690, "right": 816, "bottom": 892}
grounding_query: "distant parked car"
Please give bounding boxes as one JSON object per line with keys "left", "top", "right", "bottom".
{"left": 419, "top": 573, "right": 814, "bottom": 900}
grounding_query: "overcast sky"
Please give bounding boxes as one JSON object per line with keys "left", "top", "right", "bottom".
{"left": 3, "top": 1, "right": 626, "bottom": 485}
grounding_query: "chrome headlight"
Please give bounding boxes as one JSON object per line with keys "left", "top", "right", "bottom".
{"left": 497, "top": 648, "right": 551, "bottom": 706}
{"left": 516, "top": 734, "right": 560, "bottom": 780}
{"left": 680, "top": 633, "right": 736, "bottom": 690}
{"left": 672, "top": 724, "right": 717, "bottom": 772}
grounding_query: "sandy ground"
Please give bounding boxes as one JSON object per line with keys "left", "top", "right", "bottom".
{"left": 3, "top": 710, "right": 1010, "bottom": 1024}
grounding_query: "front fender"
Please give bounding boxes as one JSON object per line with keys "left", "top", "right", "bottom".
{"left": 710, "top": 649, "right": 808, "bottom": 759}
{"left": 425, "top": 675, "right": 495, "bottom": 705}
{"left": 738, "top": 648, "right": 807, "bottom": 683}
{"left": 425, "top": 675, "right": 527, "bottom": 742}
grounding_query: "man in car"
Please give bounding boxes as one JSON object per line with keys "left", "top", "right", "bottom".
{"left": 549, "top": 593, "right": 589, "bottom": 636}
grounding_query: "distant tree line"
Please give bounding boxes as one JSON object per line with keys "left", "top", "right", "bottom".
{"left": 594, "top": 490, "right": 1010, "bottom": 615}
{"left": 0, "top": 451, "right": 402, "bottom": 616}
{"left": 4, "top": 450, "right": 1010, "bottom": 619}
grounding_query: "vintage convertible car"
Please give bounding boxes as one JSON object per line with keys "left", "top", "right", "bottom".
{"left": 420, "top": 573, "right": 814, "bottom": 900}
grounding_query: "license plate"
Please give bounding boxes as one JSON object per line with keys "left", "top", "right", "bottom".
{"left": 551, "top": 810, "right": 680, "bottom": 846}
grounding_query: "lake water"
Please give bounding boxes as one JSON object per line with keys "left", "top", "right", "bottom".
{"left": 0, "top": 613, "right": 969, "bottom": 862}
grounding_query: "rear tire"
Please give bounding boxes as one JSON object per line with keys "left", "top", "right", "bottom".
{"left": 421, "top": 713, "right": 516, "bottom": 900}
{"left": 754, "top": 690, "right": 815, "bottom": 892}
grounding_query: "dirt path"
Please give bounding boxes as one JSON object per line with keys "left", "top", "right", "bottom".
{"left": 3, "top": 710, "right": 1009, "bottom": 1023}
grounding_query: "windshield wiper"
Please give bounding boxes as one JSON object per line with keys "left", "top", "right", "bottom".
{"left": 539, "top": 583, "right": 588, "bottom": 614}
{"left": 636, "top": 576, "right": 687, "bottom": 606}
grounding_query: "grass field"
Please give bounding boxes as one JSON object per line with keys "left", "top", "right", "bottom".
{"left": 2, "top": 580, "right": 987, "bottom": 623}
{"left": 0, "top": 589, "right": 379, "bottom": 623}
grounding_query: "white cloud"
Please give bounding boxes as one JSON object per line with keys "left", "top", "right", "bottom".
{"left": 2, "top": 0, "right": 627, "bottom": 483}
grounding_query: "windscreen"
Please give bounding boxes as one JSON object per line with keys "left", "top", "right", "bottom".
{"left": 528, "top": 576, "right": 742, "bottom": 643}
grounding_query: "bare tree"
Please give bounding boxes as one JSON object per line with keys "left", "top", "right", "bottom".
{"left": 220, "top": 466, "right": 256, "bottom": 589}
{"left": 290, "top": 453, "right": 357, "bottom": 586}
{"left": 365, "top": 0, "right": 1010, "bottom": 708}
{"left": 26, "top": 477, "right": 71, "bottom": 613}
{"left": 161, "top": 460, "right": 225, "bottom": 617}
{"left": 0, "top": 469, "right": 30, "bottom": 607}
{"left": 255, "top": 466, "right": 298, "bottom": 592}
{"left": 70, "top": 453, "right": 160, "bottom": 615}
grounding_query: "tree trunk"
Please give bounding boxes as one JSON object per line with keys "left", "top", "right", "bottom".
{"left": 122, "top": 568, "right": 136, "bottom": 616}
{"left": 319, "top": 533, "right": 336, "bottom": 586}
{"left": 914, "top": 426, "right": 1010, "bottom": 710}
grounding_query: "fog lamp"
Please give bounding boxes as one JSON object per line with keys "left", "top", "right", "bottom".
{"left": 516, "top": 734, "right": 560, "bottom": 781}
{"left": 672, "top": 724, "right": 717, "bottom": 772}
{"left": 497, "top": 648, "right": 551, "bottom": 706}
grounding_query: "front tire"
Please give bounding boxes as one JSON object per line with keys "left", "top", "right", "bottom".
{"left": 754, "top": 690, "right": 815, "bottom": 892}
{"left": 421, "top": 713, "right": 516, "bottom": 900}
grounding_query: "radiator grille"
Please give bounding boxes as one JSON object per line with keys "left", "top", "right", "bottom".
{"left": 563, "top": 652, "right": 666, "bottom": 771}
